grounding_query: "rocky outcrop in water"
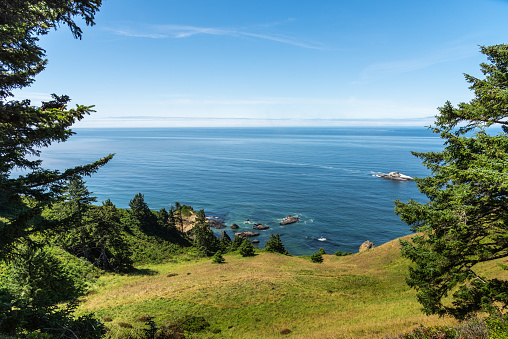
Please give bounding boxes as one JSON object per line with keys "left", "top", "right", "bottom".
{"left": 253, "top": 223, "right": 269, "bottom": 230}
{"left": 280, "top": 215, "right": 299, "bottom": 225}
{"left": 230, "top": 223, "right": 239, "bottom": 229}
{"left": 235, "top": 231, "right": 260, "bottom": 238}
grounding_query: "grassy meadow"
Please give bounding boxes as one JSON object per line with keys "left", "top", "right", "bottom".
{"left": 73, "top": 234, "right": 508, "bottom": 338}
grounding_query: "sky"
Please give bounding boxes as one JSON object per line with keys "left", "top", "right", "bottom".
{"left": 13, "top": 0, "right": 508, "bottom": 127}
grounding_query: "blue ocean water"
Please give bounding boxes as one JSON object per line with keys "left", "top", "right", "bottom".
{"left": 32, "top": 127, "right": 443, "bottom": 255}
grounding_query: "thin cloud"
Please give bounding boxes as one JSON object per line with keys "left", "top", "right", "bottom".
{"left": 356, "top": 44, "right": 478, "bottom": 83}
{"left": 106, "top": 22, "right": 324, "bottom": 49}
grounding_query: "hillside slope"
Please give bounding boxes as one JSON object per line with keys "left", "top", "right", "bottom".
{"left": 77, "top": 235, "right": 507, "bottom": 338}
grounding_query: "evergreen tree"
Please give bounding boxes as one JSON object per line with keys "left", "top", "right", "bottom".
{"left": 212, "top": 250, "right": 225, "bottom": 264}
{"left": 157, "top": 207, "right": 169, "bottom": 228}
{"left": 193, "top": 224, "right": 220, "bottom": 257}
{"left": 230, "top": 235, "right": 244, "bottom": 251}
{"left": 395, "top": 44, "right": 508, "bottom": 320}
{"left": 195, "top": 209, "right": 206, "bottom": 224}
{"left": 219, "top": 233, "right": 232, "bottom": 253}
{"left": 1, "top": 243, "right": 82, "bottom": 308}
{"left": 264, "top": 233, "right": 287, "bottom": 254}
{"left": 49, "top": 176, "right": 96, "bottom": 261}
{"left": 0, "top": 1, "right": 109, "bottom": 334}
{"left": 239, "top": 238, "right": 256, "bottom": 257}
{"left": 89, "top": 199, "right": 131, "bottom": 271}
{"left": 310, "top": 251, "right": 323, "bottom": 263}
{"left": 0, "top": 0, "right": 112, "bottom": 261}
{"left": 128, "top": 193, "right": 157, "bottom": 233}
{"left": 168, "top": 207, "right": 176, "bottom": 229}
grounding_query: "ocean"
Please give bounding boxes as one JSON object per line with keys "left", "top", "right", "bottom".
{"left": 32, "top": 127, "right": 443, "bottom": 255}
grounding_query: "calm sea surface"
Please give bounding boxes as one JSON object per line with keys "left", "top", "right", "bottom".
{"left": 31, "top": 127, "right": 444, "bottom": 255}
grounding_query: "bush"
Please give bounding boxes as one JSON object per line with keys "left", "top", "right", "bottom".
{"left": 334, "top": 250, "right": 352, "bottom": 256}
{"left": 310, "top": 252, "right": 323, "bottom": 263}
{"left": 454, "top": 316, "right": 488, "bottom": 338}
{"left": 230, "top": 236, "right": 244, "bottom": 251}
{"left": 398, "top": 325, "right": 456, "bottom": 338}
{"left": 486, "top": 315, "right": 508, "bottom": 339}
{"left": 318, "top": 248, "right": 326, "bottom": 255}
{"left": 264, "top": 234, "right": 287, "bottom": 254}
{"left": 212, "top": 251, "right": 225, "bottom": 264}
{"left": 239, "top": 239, "right": 255, "bottom": 257}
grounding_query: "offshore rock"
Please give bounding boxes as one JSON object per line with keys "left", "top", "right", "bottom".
{"left": 375, "top": 171, "right": 413, "bottom": 181}
{"left": 231, "top": 223, "right": 240, "bottom": 229}
{"left": 221, "top": 231, "right": 231, "bottom": 242}
{"left": 280, "top": 215, "right": 300, "bottom": 225}
{"left": 251, "top": 239, "right": 260, "bottom": 244}
{"left": 253, "top": 223, "right": 269, "bottom": 230}
{"left": 359, "top": 241, "right": 375, "bottom": 252}
{"left": 235, "top": 231, "right": 260, "bottom": 238}
{"left": 209, "top": 218, "right": 226, "bottom": 229}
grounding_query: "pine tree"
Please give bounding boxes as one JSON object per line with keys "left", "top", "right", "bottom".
{"left": 212, "top": 250, "right": 225, "bottom": 264}
{"left": 0, "top": 0, "right": 112, "bottom": 261}
{"left": 395, "top": 44, "right": 508, "bottom": 320}
{"left": 310, "top": 251, "right": 323, "bottom": 263}
{"left": 264, "top": 233, "right": 287, "bottom": 254}
{"left": 239, "top": 238, "right": 256, "bottom": 257}
{"left": 49, "top": 176, "right": 97, "bottom": 261}
{"left": 157, "top": 207, "right": 169, "bottom": 228}
{"left": 0, "top": 1, "right": 109, "bottom": 334}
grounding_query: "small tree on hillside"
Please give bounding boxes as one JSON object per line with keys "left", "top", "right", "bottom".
{"left": 89, "top": 199, "right": 131, "bottom": 271}
{"left": 264, "top": 233, "right": 288, "bottom": 254}
{"left": 212, "top": 250, "right": 225, "bottom": 264}
{"left": 230, "top": 235, "right": 244, "bottom": 251}
{"left": 49, "top": 176, "right": 97, "bottom": 261}
{"left": 239, "top": 238, "right": 256, "bottom": 257}
{"left": 310, "top": 251, "right": 323, "bottom": 263}
{"left": 128, "top": 193, "right": 157, "bottom": 233}
{"left": 193, "top": 224, "right": 220, "bottom": 257}
{"left": 395, "top": 44, "right": 508, "bottom": 320}
{"left": 157, "top": 207, "right": 169, "bottom": 228}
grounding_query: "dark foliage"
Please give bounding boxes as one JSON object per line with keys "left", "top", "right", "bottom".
{"left": 395, "top": 44, "right": 508, "bottom": 319}
{"left": 264, "top": 233, "right": 288, "bottom": 254}
{"left": 310, "top": 251, "right": 323, "bottom": 263}
{"left": 239, "top": 238, "right": 256, "bottom": 257}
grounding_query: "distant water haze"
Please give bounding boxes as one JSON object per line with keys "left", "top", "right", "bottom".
{"left": 33, "top": 127, "right": 443, "bottom": 255}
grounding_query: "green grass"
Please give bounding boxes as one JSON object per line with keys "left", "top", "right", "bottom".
{"left": 76, "top": 236, "right": 508, "bottom": 338}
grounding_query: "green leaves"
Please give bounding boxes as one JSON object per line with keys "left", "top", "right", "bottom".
{"left": 396, "top": 44, "right": 508, "bottom": 319}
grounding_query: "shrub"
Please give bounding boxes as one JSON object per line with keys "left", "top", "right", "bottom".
{"left": 310, "top": 252, "right": 323, "bottom": 263}
{"left": 334, "top": 250, "right": 353, "bottom": 256}
{"left": 264, "top": 234, "right": 287, "bottom": 254}
{"left": 230, "top": 236, "right": 244, "bottom": 251}
{"left": 454, "top": 316, "right": 488, "bottom": 338}
{"left": 486, "top": 315, "right": 508, "bottom": 339}
{"left": 239, "top": 239, "right": 256, "bottom": 257}
{"left": 212, "top": 250, "right": 226, "bottom": 264}
{"left": 398, "top": 325, "right": 456, "bottom": 338}
{"left": 318, "top": 248, "right": 326, "bottom": 255}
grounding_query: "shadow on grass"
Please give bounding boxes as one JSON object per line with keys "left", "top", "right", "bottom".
{"left": 127, "top": 267, "right": 158, "bottom": 276}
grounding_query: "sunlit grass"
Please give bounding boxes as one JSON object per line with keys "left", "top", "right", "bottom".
{"left": 77, "top": 236, "right": 507, "bottom": 338}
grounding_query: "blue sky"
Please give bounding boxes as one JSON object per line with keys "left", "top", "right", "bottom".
{"left": 14, "top": 0, "right": 508, "bottom": 127}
